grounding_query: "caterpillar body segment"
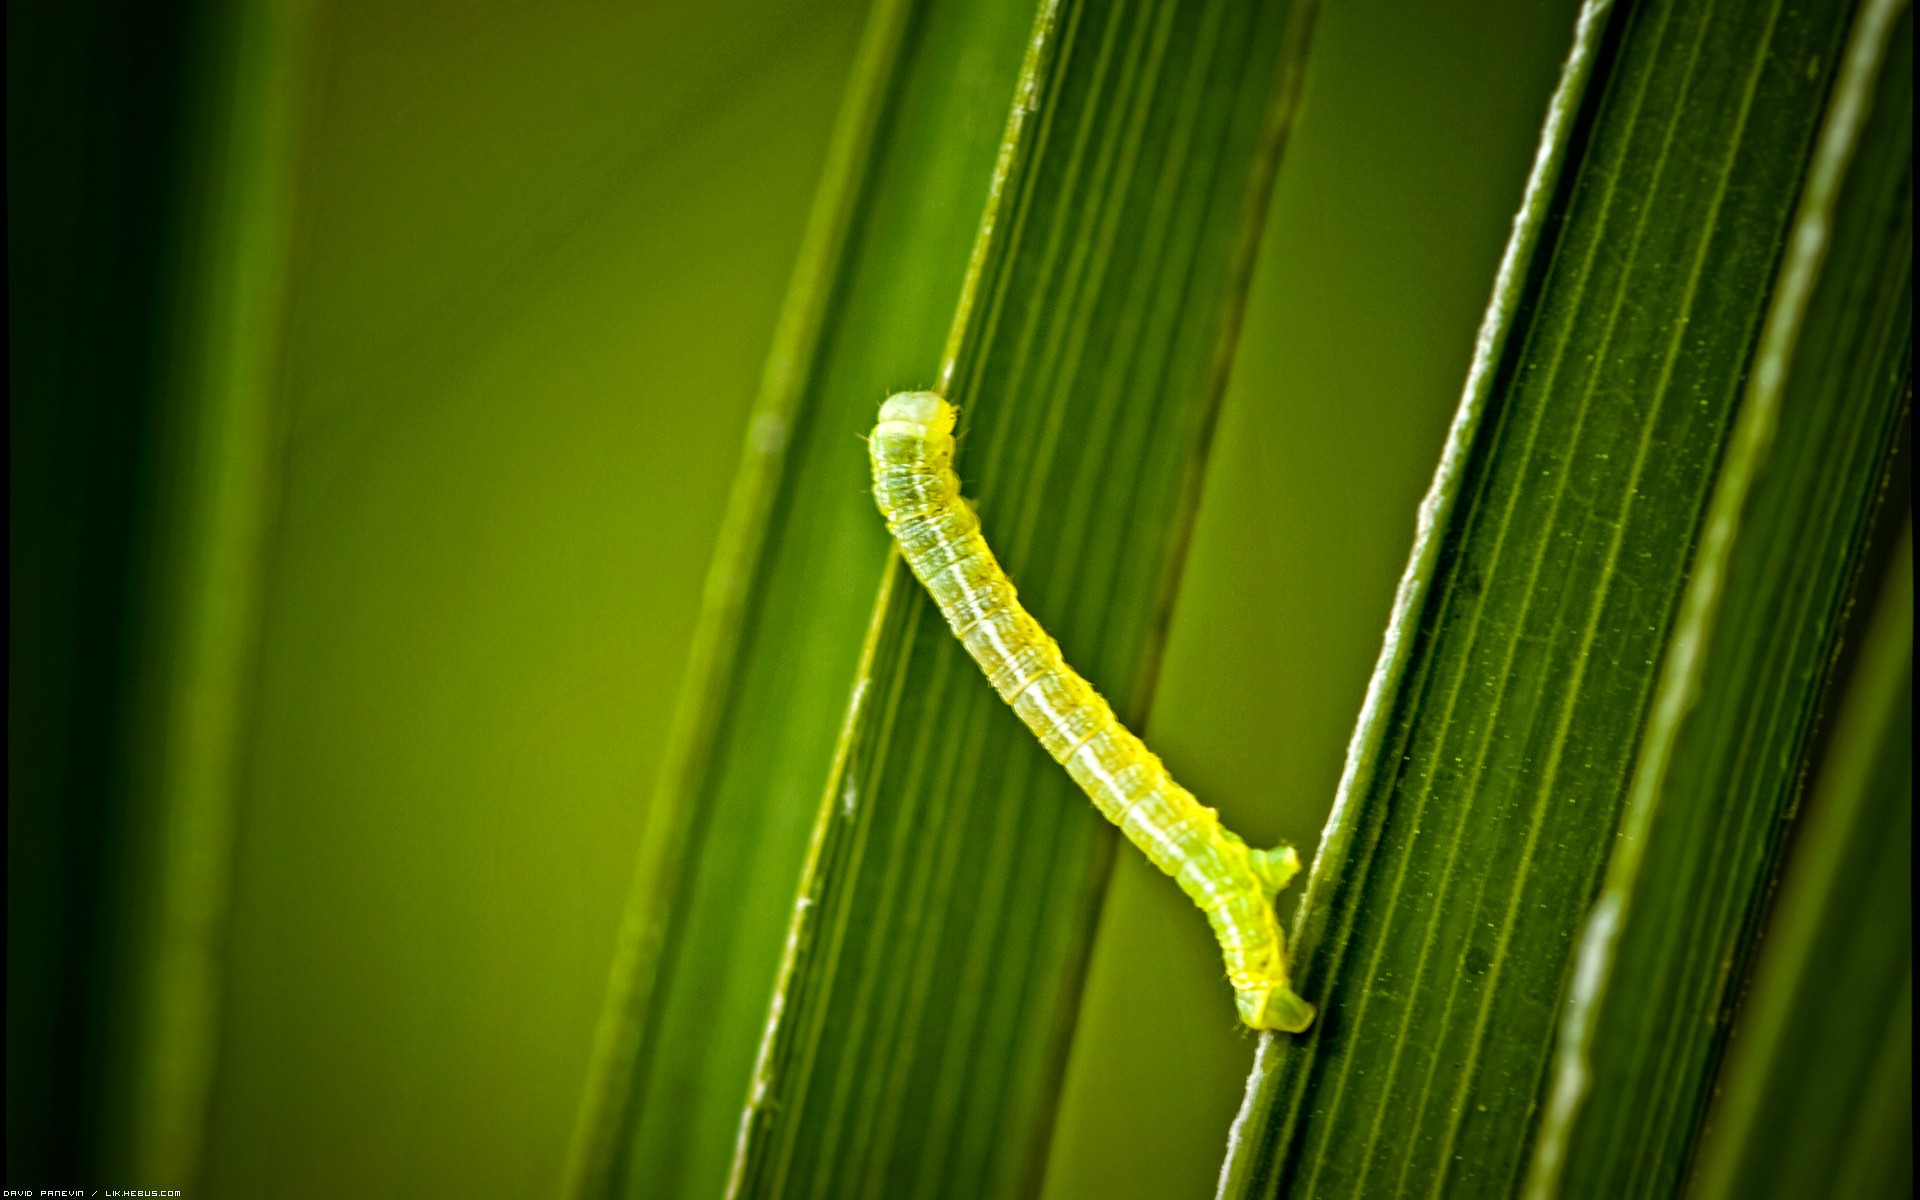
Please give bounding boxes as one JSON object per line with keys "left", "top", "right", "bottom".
{"left": 869, "top": 391, "right": 1314, "bottom": 1033}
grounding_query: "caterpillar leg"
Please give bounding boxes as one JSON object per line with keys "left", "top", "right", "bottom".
{"left": 1248, "top": 844, "right": 1302, "bottom": 897}
{"left": 1234, "top": 844, "right": 1313, "bottom": 1032}
{"left": 1238, "top": 983, "right": 1316, "bottom": 1033}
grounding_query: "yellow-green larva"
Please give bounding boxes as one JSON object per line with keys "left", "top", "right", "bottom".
{"left": 869, "top": 391, "right": 1314, "bottom": 1032}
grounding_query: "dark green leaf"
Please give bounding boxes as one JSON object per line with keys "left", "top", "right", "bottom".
{"left": 1220, "top": 0, "right": 1908, "bottom": 1194}
{"left": 1527, "top": 4, "right": 1912, "bottom": 1193}
{"left": 1685, "top": 527, "right": 1911, "bottom": 1200}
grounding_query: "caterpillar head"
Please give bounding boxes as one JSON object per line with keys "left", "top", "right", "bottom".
{"left": 878, "top": 391, "right": 957, "bottom": 435}
{"left": 1237, "top": 983, "right": 1316, "bottom": 1033}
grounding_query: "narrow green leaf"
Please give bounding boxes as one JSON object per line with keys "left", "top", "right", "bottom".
{"left": 1686, "top": 526, "right": 1911, "bottom": 1200}
{"left": 565, "top": 3, "right": 1038, "bottom": 1197}
{"left": 1220, "top": 0, "right": 1906, "bottom": 1195}
{"left": 728, "top": 0, "right": 1318, "bottom": 1194}
{"left": 1528, "top": 2, "right": 1912, "bottom": 1193}
{"left": 5, "top": 0, "right": 314, "bottom": 1185}
{"left": 1040, "top": 2, "right": 1591, "bottom": 1195}
{"left": 110, "top": 0, "right": 317, "bottom": 1184}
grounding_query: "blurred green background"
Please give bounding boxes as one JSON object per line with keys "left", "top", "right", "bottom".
{"left": 9, "top": 0, "right": 1578, "bottom": 1196}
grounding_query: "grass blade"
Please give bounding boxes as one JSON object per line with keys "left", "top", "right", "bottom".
{"left": 1220, "top": 0, "right": 1906, "bottom": 1194}
{"left": 1040, "top": 2, "right": 1591, "bottom": 1194}
{"left": 110, "top": 0, "right": 316, "bottom": 1184}
{"left": 1685, "top": 526, "right": 1911, "bottom": 1200}
{"left": 566, "top": 2, "right": 1040, "bottom": 1197}
{"left": 6, "top": 0, "right": 313, "bottom": 1184}
{"left": 1527, "top": 2, "right": 1912, "bottom": 1193}
{"left": 727, "top": 0, "right": 1320, "bottom": 1195}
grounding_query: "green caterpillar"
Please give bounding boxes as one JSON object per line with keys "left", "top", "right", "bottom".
{"left": 869, "top": 391, "right": 1313, "bottom": 1032}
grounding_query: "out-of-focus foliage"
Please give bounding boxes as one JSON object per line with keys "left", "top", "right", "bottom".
{"left": 11, "top": 0, "right": 870, "bottom": 1194}
{"left": 1687, "top": 527, "right": 1912, "bottom": 1200}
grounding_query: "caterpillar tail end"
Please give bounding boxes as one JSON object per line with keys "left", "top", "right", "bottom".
{"left": 1237, "top": 983, "right": 1315, "bottom": 1033}
{"left": 1249, "top": 844, "right": 1302, "bottom": 897}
